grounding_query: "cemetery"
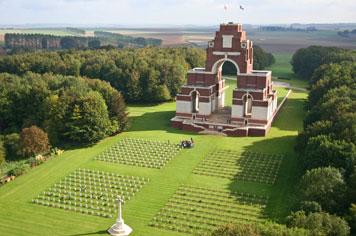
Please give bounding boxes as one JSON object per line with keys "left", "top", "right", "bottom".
{"left": 193, "top": 150, "right": 283, "bottom": 184}
{"left": 32, "top": 168, "right": 149, "bottom": 218}
{"left": 94, "top": 138, "right": 182, "bottom": 169}
{"left": 149, "top": 185, "right": 268, "bottom": 234}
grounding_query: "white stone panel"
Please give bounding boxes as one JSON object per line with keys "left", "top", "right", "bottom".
{"left": 222, "top": 35, "right": 233, "bottom": 48}
{"left": 211, "top": 97, "right": 216, "bottom": 112}
{"left": 218, "top": 92, "right": 225, "bottom": 108}
{"left": 231, "top": 105, "right": 244, "bottom": 118}
{"left": 199, "top": 102, "right": 212, "bottom": 115}
{"left": 176, "top": 100, "right": 192, "bottom": 114}
{"left": 252, "top": 106, "right": 268, "bottom": 120}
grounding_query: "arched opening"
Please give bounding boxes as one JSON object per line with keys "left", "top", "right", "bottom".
{"left": 222, "top": 60, "right": 237, "bottom": 76}
{"left": 216, "top": 60, "right": 239, "bottom": 109}
{"left": 191, "top": 91, "right": 199, "bottom": 113}
{"left": 243, "top": 95, "right": 253, "bottom": 117}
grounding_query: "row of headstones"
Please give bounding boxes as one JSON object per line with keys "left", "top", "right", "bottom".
{"left": 192, "top": 168, "right": 278, "bottom": 184}
{"left": 177, "top": 186, "right": 269, "bottom": 204}
{"left": 175, "top": 190, "right": 268, "bottom": 205}
{"left": 32, "top": 199, "right": 114, "bottom": 218}
{"left": 164, "top": 200, "right": 264, "bottom": 218}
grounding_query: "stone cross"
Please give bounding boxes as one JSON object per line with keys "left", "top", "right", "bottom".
{"left": 117, "top": 197, "right": 123, "bottom": 221}
{"left": 108, "top": 196, "right": 132, "bottom": 236}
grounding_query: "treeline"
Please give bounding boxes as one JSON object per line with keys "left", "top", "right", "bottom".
{"left": 338, "top": 29, "right": 356, "bottom": 38}
{"left": 291, "top": 45, "right": 356, "bottom": 79}
{"left": 0, "top": 72, "right": 128, "bottom": 156}
{"left": 4, "top": 32, "right": 162, "bottom": 51}
{"left": 94, "top": 31, "right": 162, "bottom": 47}
{"left": 259, "top": 26, "right": 317, "bottom": 32}
{"left": 222, "top": 45, "right": 275, "bottom": 74}
{"left": 66, "top": 27, "right": 86, "bottom": 35}
{"left": 292, "top": 46, "right": 356, "bottom": 234}
{"left": 0, "top": 47, "right": 206, "bottom": 103}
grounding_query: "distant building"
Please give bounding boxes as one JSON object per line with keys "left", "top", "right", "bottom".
{"left": 171, "top": 23, "right": 278, "bottom": 136}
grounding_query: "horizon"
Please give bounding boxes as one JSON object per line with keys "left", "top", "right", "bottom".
{"left": 0, "top": 0, "right": 355, "bottom": 26}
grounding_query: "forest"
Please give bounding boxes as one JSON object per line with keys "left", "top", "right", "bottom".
{"left": 291, "top": 46, "right": 356, "bottom": 235}
{"left": 4, "top": 32, "right": 162, "bottom": 51}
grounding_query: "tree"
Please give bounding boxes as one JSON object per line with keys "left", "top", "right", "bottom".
{"left": 299, "top": 201, "right": 322, "bottom": 214}
{"left": 0, "top": 140, "right": 5, "bottom": 165}
{"left": 286, "top": 211, "right": 350, "bottom": 236}
{"left": 299, "top": 167, "right": 347, "bottom": 213}
{"left": 60, "top": 37, "right": 81, "bottom": 49}
{"left": 19, "top": 126, "right": 50, "bottom": 157}
{"left": 253, "top": 45, "right": 275, "bottom": 70}
{"left": 208, "top": 223, "right": 260, "bottom": 236}
{"left": 347, "top": 204, "right": 356, "bottom": 235}
{"left": 3, "top": 133, "right": 21, "bottom": 160}
{"left": 62, "top": 91, "right": 112, "bottom": 144}
{"left": 88, "top": 39, "right": 101, "bottom": 49}
{"left": 207, "top": 222, "right": 308, "bottom": 236}
{"left": 302, "top": 135, "right": 355, "bottom": 176}
{"left": 291, "top": 46, "right": 355, "bottom": 80}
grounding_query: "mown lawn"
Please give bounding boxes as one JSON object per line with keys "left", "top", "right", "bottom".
{"left": 0, "top": 54, "right": 307, "bottom": 236}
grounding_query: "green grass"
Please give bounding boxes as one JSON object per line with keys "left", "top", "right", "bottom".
{"left": 0, "top": 53, "right": 308, "bottom": 236}
{"left": 267, "top": 53, "right": 309, "bottom": 89}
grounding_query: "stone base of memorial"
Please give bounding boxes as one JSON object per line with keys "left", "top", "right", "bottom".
{"left": 108, "top": 219, "right": 132, "bottom": 236}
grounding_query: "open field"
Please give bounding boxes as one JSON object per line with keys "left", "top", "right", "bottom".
{"left": 1, "top": 27, "right": 355, "bottom": 54}
{"left": 102, "top": 28, "right": 356, "bottom": 53}
{"left": 0, "top": 53, "right": 308, "bottom": 236}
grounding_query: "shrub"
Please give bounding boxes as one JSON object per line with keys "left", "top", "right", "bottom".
{"left": 287, "top": 211, "right": 350, "bottom": 236}
{"left": 20, "top": 125, "right": 50, "bottom": 157}
{"left": 299, "top": 201, "right": 322, "bottom": 214}
{"left": 205, "top": 222, "right": 308, "bottom": 236}
{"left": 299, "top": 167, "right": 347, "bottom": 213}
{"left": 7, "top": 161, "right": 30, "bottom": 176}
{"left": 208, "top": 223, "right": 260, "bottom": 236}
{"left": 0, "top": 140, "right": 5, "bottom": 165}
{"left": 3, "top": 133, "right": 21, "bottom": 160}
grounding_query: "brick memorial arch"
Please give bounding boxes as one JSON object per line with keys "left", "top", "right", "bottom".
{"left": 171, "top": 23, "right": 278, "bottom": 136}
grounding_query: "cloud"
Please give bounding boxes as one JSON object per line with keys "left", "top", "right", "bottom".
{"left": 0, "top": 0, "right": 355, "bottom": 25}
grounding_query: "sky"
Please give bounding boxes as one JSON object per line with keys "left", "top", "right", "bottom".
{"left": 0, "top": 0, "right": 355, "bottom": 26}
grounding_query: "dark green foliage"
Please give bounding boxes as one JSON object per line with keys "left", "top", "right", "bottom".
{"left": 88, "top": 39, "right": 101, "bottom": 49}
{"left": 299, "top": 167, "right": 347, "bottom": 213}
{"left": 299, "top": 201, "right": 322, "bottom": 214}
{"left": 287, "top": 211, "right": 350, "bottom": 236}
{"left": 0, "top": 140, "right": 5, "bottom": 165}
{"left": 347, "top": 204, "right": 356, "bottom": 235}
{"left": 208, "top": 223, "right": 260, "bottom": 236}
{"left": 0, "top": 73, "right": 127, "bottom": 146}
{"left": 205, "top": 222, "right": 308, "bottom": 236}
{"left": 2, "top": 133, "right": 21, "bottom": 160}
{"left": 93, "top": 31, "right": 162, "bottom": 47}
{"left": 291, "top": 46, "right": 356, "bottom": 80}
{"left": 0, "top": 48, "right": 205, "bottom": 103}
{"left": 60, "top": 36, "right": 88, "bottom": 49}
{"left": 294, "top": 47, "right": 355, "bottom": 230}
{"left": 7, "top": 161, "right": 30, "bottom": 177}
{"left": 302, "top": 135, "right": 355, "bottom": 176}
{"left": 61, "top": 91, "right": 112, "bottom": 144}
{"left": 253, "top": 45, "right": 275, "bottom": 70}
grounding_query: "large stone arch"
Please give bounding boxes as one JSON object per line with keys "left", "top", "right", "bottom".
{"left": 211, "top": 58, "right": 240, "bottom": 75}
